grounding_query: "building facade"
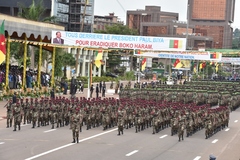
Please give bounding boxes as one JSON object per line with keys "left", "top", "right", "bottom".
{"left": 93, "top": 13, "right": 124, "bottom": 32}
{"left": 126, "top": 5, "right": 213, "bottom": 50}
{"left": 127, "top": 6, "right": 179, "bottom": 35}
{"left": 54, "top": 0, "right": 95, "bottom": 32}
{"left": 0, "top": 0, "right": 95, "bottom": 33}
{"left": 188, "top": 0, "right": 235, "bottom": 49}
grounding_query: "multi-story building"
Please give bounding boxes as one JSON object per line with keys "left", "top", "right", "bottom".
{"left": 93, "top": 13, "right": 124, "bottom": 32}
{"left": 54, "top": 0, "right": 94, "bottom": 32}
{"left": 126, "top": 5, "right": 214, "bottom": 50}
{"left": 127, "top": 6, "right": 179, "bottom": 35}
{"left": 0, "top": 0, "right": 95, "bottom": 33}
{"left": 188, "top": 0, "right": 235, "bottom": 49}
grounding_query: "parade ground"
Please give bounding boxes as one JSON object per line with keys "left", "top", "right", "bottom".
{"left": 0, "top": 81, "right": 240, "bottom": 160}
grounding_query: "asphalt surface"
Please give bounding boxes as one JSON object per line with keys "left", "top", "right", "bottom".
{"left": 0, "top": 81, "right": 240, "bottom": 160}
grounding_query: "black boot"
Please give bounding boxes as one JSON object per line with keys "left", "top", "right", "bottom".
{"left": 18, "top": 125, "right": 21, "bottom": 130}
{"left": 52, "top": 125, "right": 54, "bottom": 129}
{"left": 77, "top": 138, "right": 79, "bottom": 143}
{"left": 13, "top": 126, "right": 16, "bottom": 131}
{"left": 72, "top": 139, "right": 75, "bottom": 143}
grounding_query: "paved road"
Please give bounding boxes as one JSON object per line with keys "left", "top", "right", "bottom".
{"left": 0, "top": 81, "right": 240, "bottom": 160}
{"left": 0, "top": 109, "right": 239, "bottom": 160}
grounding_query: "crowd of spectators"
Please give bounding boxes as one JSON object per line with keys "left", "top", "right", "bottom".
{"left": 0, "top": 64, "right": 51, "bottom": 89}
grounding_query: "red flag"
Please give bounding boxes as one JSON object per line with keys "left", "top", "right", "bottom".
{"left": 0, "top": 20, "right": 6, "bottom": 65}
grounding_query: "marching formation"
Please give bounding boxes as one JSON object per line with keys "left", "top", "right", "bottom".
{"left": 5, "top": 91, "right": 231, "bottom": 142}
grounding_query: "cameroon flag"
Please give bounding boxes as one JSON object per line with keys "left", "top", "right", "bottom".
{"left": 169, "top": 40, "right": 183, "bottom": 49}
{"left": 193, "top": 64, "right": 197, "bottom": 73}
{"left": 95, "top": 50, "right": 103, "bottom": 68}
{"left": 141, "top": 58, "right": 146, "bottom": 71}
{"left": 172, "top": 59, "right": 182, "bottom": 69}
{"left": 0, "top": 20, "right": 6, "bottom": 65}
{"left": 210, "top": 52, "right": 219, "bottom": 59}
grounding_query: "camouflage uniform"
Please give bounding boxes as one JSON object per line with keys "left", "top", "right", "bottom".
{"left": 13, "top": 103, "right": 21, "bottom": 131}
{"left": 71, "top": 109, "right": 81, "bottom": 143}
{"left": 32, "top": 107, "right": 38, "bottom": 128}
{"left": 117, "top": 109, "right": 124, "bottom": 135}
{"left": 6, "top": 101, "right": 13, "bottom": 128}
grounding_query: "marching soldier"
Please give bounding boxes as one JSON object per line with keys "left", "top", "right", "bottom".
{"left": 117, "top": 107, "right": 124, "bottom": 135}
{"left": 6, "top": 100, "right": 13, "bottom": 128}
{"left": 32, "top": 107, "right": 38, "bottom": 128}
{"left": 50, "top": 102, "right": 57, "bottom": 129}
{"left": 71, "top": 108, "right": 81, "bottom": 143}
{"left": 13, "top": 102, "right": 21, "bottom": 131}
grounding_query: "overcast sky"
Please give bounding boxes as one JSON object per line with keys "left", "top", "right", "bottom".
{"left": 94, "top": 0, "right": 240, "bottom": 29}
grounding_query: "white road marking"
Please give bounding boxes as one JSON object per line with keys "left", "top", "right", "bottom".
{"left": 0, "top": 117, "right": 3, "bottom": 120}
{"left": 44, "top": 129, "right": 56, "bottom": 133}
{"left": 225, "top": 128, "right": 230, "bottom": 131}
{"left": 193, "top": 156, "right": 201, "bottom": 160}
{"left": 212, "top": 139, "right": 218, "bottom": 144}
{"left": 25, "top": 128, "right": 118, "bottom": 160}
{"left": 126, "top": 150, "right": 139, "bottom": 156}
{"left": 234, "top": 120, "right": 238, "bottom": 123}
{"left": 160, "top": 135, "right": 168, "bottom": 139}
{"left": 0, "top": 142, "right": 5, "bottom": 144}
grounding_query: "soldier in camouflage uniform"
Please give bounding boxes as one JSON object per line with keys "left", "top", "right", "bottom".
{"left": 32, "top": 107, "right": 38, "bottom": 128}
{"left": 23, "top": 99, "right": 30, "bottom": 124}
{"left": 50, "top": 101, "right": 57, "bottom": 129}
{"left": 117, "top": 107, "right": 124, "bottom": 135}
{"left": 6, "top": 100, "right": 13, "bottom": 128}
{"left": 13, "top": 102, "right": 21, "bottom": 131}
{"left": 71, "top": 108, "right": 81, "bottom": 143}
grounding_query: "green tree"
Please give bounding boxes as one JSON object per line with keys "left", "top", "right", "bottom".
{"left": 232, "top": 28, "right": 240, "bottom": 49}
{"left": 10, "top": 42, "right": 31, "bottom": 67}
{"left": 52, "top": 48, "right": 76, "bottom": 78}
{"left": 95, "top": 24, "right": 138, "bottom": 35}
{"left": 18, "top": 0, "right": 56, "bottom": 22}
{"left": 15, "top": 0, "right": 57, "bottom": 69}
{"left": 62, "top": 52, "right": 76, "bottom": 78}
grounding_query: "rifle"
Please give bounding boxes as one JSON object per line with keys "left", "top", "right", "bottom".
{"left": 3, "top": 101, "right": 9, "bottom": 108}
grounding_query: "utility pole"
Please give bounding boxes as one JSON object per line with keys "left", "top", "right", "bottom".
{"left": 80, "top": 0, "right": 88, "bottom": 33}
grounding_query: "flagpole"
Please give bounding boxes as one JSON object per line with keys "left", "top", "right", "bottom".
{"left": 22, "top": 35, "right": 27, "bottom": 90}
{"left": 37, "top": 37, "right": 42, "bottom": 88}
{"left": 51, "top": 47, "right": 56, "bottom": 88}
{"left": 5, "top": 35, "right": 10, "bottom": 91}
{"left": 87, "top": 49, "right": 91, "bottom": 98}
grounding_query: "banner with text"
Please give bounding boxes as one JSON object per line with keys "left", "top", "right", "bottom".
{"left": 51, "top": 30, "right": 186, "bottom": 51}
{"left": 221, "top": 57, "right": 240, "bottom": 63}
{"left": 135, "top": 51, "right": 222, "bottom": 61}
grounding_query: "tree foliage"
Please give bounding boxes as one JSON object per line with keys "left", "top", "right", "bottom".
{"left": 95, "top": 24, "right": 138, "bottom": 35}
{"left": 232, "top": 28, "right": 240, "bottom": 49}
{"left": 18, "top": 0, "right": 56, "bottom": 22}
{"left": 10, "top": 42, "right": 31, "bottom": 67}
{"left": 53, "top": 48, "right": 76, "bottom": 78}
